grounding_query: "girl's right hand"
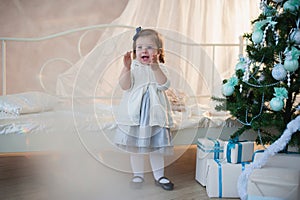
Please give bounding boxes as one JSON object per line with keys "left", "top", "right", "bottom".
{"left": 123, "top": 51, "right": 132, "bottom": 70}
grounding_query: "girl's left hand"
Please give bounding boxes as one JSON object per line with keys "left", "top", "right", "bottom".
{"left": 151, "top": 54, "right": 158, "bottom": 64}
{"left": 150, "top": 54, "right": 159, "bottom": 70}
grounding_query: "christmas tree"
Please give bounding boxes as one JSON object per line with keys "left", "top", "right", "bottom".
{"left": 214, "top": 0, "right": 300, "bottom": 150}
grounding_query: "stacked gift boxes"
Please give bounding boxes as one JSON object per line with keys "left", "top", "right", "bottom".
{"left": 195, "top": 137, "right": 225, "bottom": 186}
{"left": 206, "top": 159, "right": 251, "bottom": 198}
{"left": 195, "top": 137, "right": 255, "bottom": 198}
{"left": 247, "top": 150, "right": 300, "bottom": 200}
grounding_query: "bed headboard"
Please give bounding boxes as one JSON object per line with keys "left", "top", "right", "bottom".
{"left": 0, "top": 24, "right": 245, "bottom": 101}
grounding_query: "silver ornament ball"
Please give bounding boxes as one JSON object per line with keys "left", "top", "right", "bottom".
{"left": 290, "top": 29, "right": 300, "bottom": 45}
{"left": 272, "top": 63, "right": 287, "bottom": 80}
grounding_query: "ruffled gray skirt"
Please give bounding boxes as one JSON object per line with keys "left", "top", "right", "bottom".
{"left": 114, "top": 89, "right": 173, "bottom": 154}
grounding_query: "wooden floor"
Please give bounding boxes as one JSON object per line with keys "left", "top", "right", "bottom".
{"left": 0, "top": 145, "right": 238, "bottom": 200}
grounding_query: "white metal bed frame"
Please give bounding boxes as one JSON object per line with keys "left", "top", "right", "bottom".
{"left": 0, "top": 24, "right": 245, "bottom": 96}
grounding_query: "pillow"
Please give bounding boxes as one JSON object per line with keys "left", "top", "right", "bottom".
{"left": 0, "top": 91, "right": 59, "bottom": 116}
{"left": 166, "top": 88, "right": 187, "bottom": 112}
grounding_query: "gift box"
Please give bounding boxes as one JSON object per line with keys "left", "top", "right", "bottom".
{"left": 224, "top": 140, "right": 254, "bottom": 164}
{"left": 206, "top": 159, "right": 250, "bottom": 198}
{"left": 252, "top": 150, "right": 300, "bottom": 170}
{"left": 247, "top": 167, "right": 300, "bottom": 200}
{"left": 195, "top": 137, "right": 224, "bottom": 186}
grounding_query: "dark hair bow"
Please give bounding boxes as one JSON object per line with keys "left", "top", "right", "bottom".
{"left": 133, "top": 26, "right": 142, "bottom": 41}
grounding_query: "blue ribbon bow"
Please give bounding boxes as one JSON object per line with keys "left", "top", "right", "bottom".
{"left": 227, "top": 138, "right": 244, "bottom": 163}
{"left": 133, "top": 26, "right": 142, "bottom": 41}
{"left": 208, "top": 137, "right": 223, "bottom": 159}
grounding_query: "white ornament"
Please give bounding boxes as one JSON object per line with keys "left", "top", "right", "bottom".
{"left": 290, "top": 29, "right": 300, "bottom": 45}
{"left": 242, "top": 66, "right": 250, "bottom": 82}
{"left": 284, "top": 59, "right": 299, "bottom": 72}
{"left": 239, "top": 84, "right": 243, "bottom": 93}
{"left": 258, "top": 73, "right": 265, "bottom": 82}
{"left": 270, "top": 97, "right": 284, "bottom": 111}
{"left": 287, "top": 71, "right": 291, "bottom": 87}
{"left": 272, "top": 63, "right": 287, "bottom": 80}
{"left": 222, "top": 84, "right": 235, "bottom": 96}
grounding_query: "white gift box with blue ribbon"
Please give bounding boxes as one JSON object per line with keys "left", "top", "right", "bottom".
{"left": 195, "top": 137, "right": 224, "bottom": 186}
{"left": 247, "top": 150, "right": 300, "bottom": 199}
{"left": 206, "top": 159, "right": 250, "bottom": 198}
{"left": 247, "top": 167, "right": 300, "bottom": 200}
{"left": 224, "top": 139, "right": 254, "bottom": 164}
{"left": 252, "top": 150, "right": 300, "bottom": 170}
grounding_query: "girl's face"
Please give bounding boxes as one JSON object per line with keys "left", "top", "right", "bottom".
{"left": 135, "top": 36, "right": 159, "bottom": 65}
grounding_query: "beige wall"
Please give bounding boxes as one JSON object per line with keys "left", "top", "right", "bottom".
{"left": 0, "top": 0, "right": 128, "bottom": 95}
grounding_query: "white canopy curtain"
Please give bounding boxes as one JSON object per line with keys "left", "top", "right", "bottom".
{"left": 56, "top": 0, "right": 260, "bottom": 103}
{"left": 108, "top": 0, "right": 259, "bottom": 44}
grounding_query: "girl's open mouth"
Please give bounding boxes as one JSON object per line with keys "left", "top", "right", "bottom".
{"left": 141, "top": 55, "right": 149, "bottom": 62}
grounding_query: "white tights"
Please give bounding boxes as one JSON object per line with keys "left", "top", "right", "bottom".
{"left": 130, "top": 153, "right": 168, "bottom": 183}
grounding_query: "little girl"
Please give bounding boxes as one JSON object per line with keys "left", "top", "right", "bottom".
{"left": 114, "top": 27, "right": 174, "bottom": 190}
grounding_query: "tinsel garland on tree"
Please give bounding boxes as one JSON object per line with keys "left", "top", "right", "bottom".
{"left": 213, "top": 0, "right": 300, "bottom": 150}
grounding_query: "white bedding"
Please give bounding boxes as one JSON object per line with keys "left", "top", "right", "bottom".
{"left": 0, "top": 91, "right": 241, "bottom": 153}
{"left": 0, "top": 109, "right": 97, "bottom": 135}
{"left": 0, "top": 91, "right": 59, "bottom": 117}
{"left": 0, "top": 98, "right": 234, "bottom": 136}
{"left": 0, "top": 106, "right": 113, "bottom": 152}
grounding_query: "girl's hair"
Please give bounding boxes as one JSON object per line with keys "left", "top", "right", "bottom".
{"left": 132, "top": 29, "right": 165, "bottom": 63}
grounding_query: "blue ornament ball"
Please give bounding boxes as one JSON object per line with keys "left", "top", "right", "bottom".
{"left": 235, "top": 62, "right": 246, "bottom": 72}
{"left": 284, "top": 59, "right": 299, "bottom": 72}
{"left": 222, "top": 84, "right": 235, "bottom": 96}
{"left": 272, "top": 63, "right": 287, "bottom": 80}
{"left": 252, "top": 31, "right": 263, "bottom": 44}
{"left": 270, "top": 97, "right": 284, "bottom": 111}
{"left": 283, "top": 1, "right": 296, "bottom": 12}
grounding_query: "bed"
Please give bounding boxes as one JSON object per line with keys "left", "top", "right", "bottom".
{"left": 0, "top": 90, "right": 250, "bottom": 172}
{"left": 0, "top": 24, "right": 257, "bottom": 171}
{"left": 0, "top": 90, "right": 247, "bottom": 150}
